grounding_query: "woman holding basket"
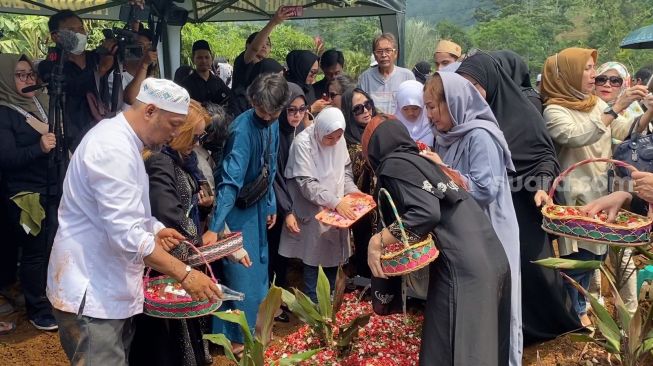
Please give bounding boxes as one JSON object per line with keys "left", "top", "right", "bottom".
{"left": 364, "top": 116, "right": 511, "bottom": 366}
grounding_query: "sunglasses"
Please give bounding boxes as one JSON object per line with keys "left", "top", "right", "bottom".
{"left": 328, "top": 92, "right": 341, "bottom": 99}
{"left": 595, "top": 75, "right": 624, "bottom": 87}
{"left": 15, "top": 71, "right": 36, "bottom": 82}
{"left": 193, "top": 131, "right": 208, "bottom": 144}
{"left": 352, "top": 100, "right": 374, "bottom": 116}
{"left": 287, "top": 105, "right": 308, "bottom": 115}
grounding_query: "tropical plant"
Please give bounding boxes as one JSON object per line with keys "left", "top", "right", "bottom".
{"left": 278, "top": 266, "right": 371, "bottom": 359}
{"left": 205, "top": 285, "right": 321, "bottom": 366}
{"left": 536, "top": 257, "right": 653, "bottom": 366}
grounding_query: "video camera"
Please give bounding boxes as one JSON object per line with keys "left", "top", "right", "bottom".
{"left": 102, "top": 27, "right": 144, "bottom": 62}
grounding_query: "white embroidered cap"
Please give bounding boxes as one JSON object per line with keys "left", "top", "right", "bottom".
{"left": 136, "top": 78, "right": 190, "bottom": 115}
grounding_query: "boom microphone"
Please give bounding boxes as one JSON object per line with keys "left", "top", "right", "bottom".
{"left": 21, "top": 83, "right": 48, "bottom": 93}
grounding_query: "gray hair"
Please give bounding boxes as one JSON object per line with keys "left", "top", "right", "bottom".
{"left": 372, "top": 32, "right": 397, "bottom": 51}
{"left": 329, "top": 74, "right": 357, "bottom": 94}
{"left": 247, "top": 73, "right": 290, "bottom": 114}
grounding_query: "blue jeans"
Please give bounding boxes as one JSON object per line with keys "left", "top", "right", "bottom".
{"left": 561, "top": 249, "right": 606, "bottom": 316}
{"left": 303, "top": 265, "right": 337, "bottom": 303}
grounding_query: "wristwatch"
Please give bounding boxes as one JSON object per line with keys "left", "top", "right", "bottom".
{"left": 604, "top": 106, "right": 619, "bottom": 119}
{"left": 180, "top": 265, "right": 192, "bottom": 283}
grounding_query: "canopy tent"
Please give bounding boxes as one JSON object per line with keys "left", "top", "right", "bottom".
{"left": 0, "top": 0, "right": 406, "bottom": 77}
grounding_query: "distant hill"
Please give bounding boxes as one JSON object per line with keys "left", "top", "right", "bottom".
{"left": 406, "top": 0, "right": 494, "bottom": 27}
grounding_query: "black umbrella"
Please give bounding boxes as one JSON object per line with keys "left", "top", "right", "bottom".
{"left": 621, "top": 24, "right": 653, "bottom": 49}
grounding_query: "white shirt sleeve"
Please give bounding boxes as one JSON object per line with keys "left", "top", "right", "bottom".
{"left": 84, "top": 146, "right": 156, "bottom": 263}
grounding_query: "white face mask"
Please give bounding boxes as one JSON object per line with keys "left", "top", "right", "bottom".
{"left": 70, "top": 32, "right": 87, "bottom": 55}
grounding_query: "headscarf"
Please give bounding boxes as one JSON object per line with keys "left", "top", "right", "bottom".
{"left": 393, "top": 80, "right": 434, "bottom": 144}
{"left": 434, "top": 72, "right": 515, "bottom": 172}
{"left": 246, "top": 58, "right": 284, "bottom": 87}
{"left": 456, "top": 52, "right": 559, "bottom": 185}
{"left": 491, "top": 50, "right": 543, "bottom": 113}
{"left": 285, "top": 50, "right": 319, "bottom": 94}
{"left": 541, "top": 47, "right": 598, "bottom": 112}
{"left": 285, "top": 107, "right": 350, "bottom": 198}
{"left": 0, "top": 54, "right": 49, "bottom": 122}
{"left": 364, "top": 118, "right": 467, "bottom": 203}
{"left": 278, "top": 82, "right": 306, "bottom": 170}
{"left": 412, "top": 61, "right": 431, "bottom": 84}
{"left": 596, "top": 61, "right": 644, "bottom": 119}
{"left": 341, "top": 87, "right": 377, "bottom": 145}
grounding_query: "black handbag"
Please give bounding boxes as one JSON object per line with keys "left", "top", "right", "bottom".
{"left": 613, "top": 117, "right": 653, "bottom": 177}
{"left": 235, "top": 129, "right": 272, "bottom": 209}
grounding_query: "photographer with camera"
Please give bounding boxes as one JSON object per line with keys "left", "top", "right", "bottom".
{"left": 111, "top": 26, "right": 159, "bottom": 107}
{"left": 38, "top": 10, "right": 118, "bottom": 151}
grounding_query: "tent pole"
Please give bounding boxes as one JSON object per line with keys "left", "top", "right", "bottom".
{"left": 379, "top": 13, "right": 405, "bottom": 67}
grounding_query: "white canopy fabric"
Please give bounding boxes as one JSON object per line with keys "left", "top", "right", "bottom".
{"left": 0, "top": 0, "right": 406, "bottom": 76}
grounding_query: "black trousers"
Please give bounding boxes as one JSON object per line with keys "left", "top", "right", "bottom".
{"left": 0, "top": 194, "right": 18, "bottom": 288}
{"left": 7, "top": 194, "right": 59, "bottom": 318}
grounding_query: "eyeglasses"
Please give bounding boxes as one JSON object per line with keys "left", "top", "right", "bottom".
{"left": 15, "top": 72, "right": 36, "bottom": 82}
{"left": 352, "top": 100, "right": 374, "bottom": 116}
{"left": 373, "top": 48, "right": 396, "bottom": 56}
{"left": 287, "top": 105, "right": 308, "bottom": 115}
{"left": 595, "top": 75, "right": 624, "bottom": 88}
{"left": 193, "top": 131, "right": 208, "bottom": 144}
{"left": 328, "top": 92, "right": 341, "bottom": 100}
{"left": 308, "top": 69, "right": 319, "bottom": 77}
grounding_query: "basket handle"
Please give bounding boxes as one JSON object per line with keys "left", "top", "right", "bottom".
{"left": 547, "top": 158, "right": 639, "bottom": 199}
{"left": 144, "top": 240, "right": 217, "bottom": 283}
{"left": 377, "top": 188, "right": 410, "bottom": 247}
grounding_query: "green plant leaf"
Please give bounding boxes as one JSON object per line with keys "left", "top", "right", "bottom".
{"left": 294, "top": 288, "right": 323, "bottom": 323}
{"left": 251, "top": 341, "right": 265, "bottom": 366}
{"left": 600, "top": 267, "right": 632, "bottom": 333}
{"left": 533, "top": 258, "right": 603, "bottom": 270}
{"left": 281, "top": 288, "right": 319, "bottom": 328}
{"left": 337, "top": 313, "right": 371, "bottom": 347}
{"left": 255, "top": 286, "right": 282, "bottom": 347}
{"left": 316, "top": 266, "right": 332, "bottom": 320}
{"left": 569, "top": 333, "right": 598, "bottom": 343}
{"left": 641, "top": 338, "right": 653, "bottom": 354}
{"left": 277, "top": 348, "right": 324, "bottom": 365}
{"left": 214, "top": 310, "right": 254, "bottom": 346}
{"left": 203, "top": 334, "right": 237, "bottom": 363}
{"left": 332, "top": 266, "right": 347, "bottom": 323}
{"left": 561, "top": 273, "right": 621, "bottom": 354}
{"left": 628, "top": 307, "right": 643, "bottom": 358}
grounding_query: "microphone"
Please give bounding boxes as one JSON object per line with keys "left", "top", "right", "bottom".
{"left": 55, "top": 29, "right": 79, "bottom": 53}
{"left": 21, "top": 83, "right": 48, "bottom": 93}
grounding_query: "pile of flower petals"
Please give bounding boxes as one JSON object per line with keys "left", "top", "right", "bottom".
{"left": 265, "top": 292, "right": 423, "bottom": 365}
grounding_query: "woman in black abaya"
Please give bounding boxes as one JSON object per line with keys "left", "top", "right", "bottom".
{"left": 491, "top": 50, "right": 544, "bottom": 113}
{"left": 457, "top": 52, "right": 582, "bottom": 344}
{"left": 363, "top": 118, "right": 511, "bottom": 366}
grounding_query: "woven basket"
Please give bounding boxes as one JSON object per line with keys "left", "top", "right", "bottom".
{"left": 185, "top": 232, "right": 243, "bottom": 267}
{"left": 377, "top": 188, "right": 439, "bottom": 276}
{"left": 541, "top": 158, "right": 653, "bottom": 246}
{"left": 144, "top": 242, "right": 221, "bottom": 319}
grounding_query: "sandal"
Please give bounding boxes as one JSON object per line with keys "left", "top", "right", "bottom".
{"left": 274, "top": 309, "right": 290, "bottom": 323}
{"left": 0, "top": 321, "right": 16, "bottom": 335}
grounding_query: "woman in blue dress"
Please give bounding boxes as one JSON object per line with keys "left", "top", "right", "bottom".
{"left": 202, "top": 73, "right": 290, "bottom": 354}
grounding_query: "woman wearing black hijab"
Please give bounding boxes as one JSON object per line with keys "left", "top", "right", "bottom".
{"left": 457, "top": 52, "right": 582, "bottom": 344}
{"left": 285, "top": 50, "right": 326, "bottom": 112}
{"left": 268, "top": 83, "right": 306, "bottom": 295}
{"left": 340, "top": 87, "right": 378, "bottom": 278}
{"left": 363, "top": 118, "right": 511, "bottom": 366}
{"left": 491, "top": 50, "right": 544, "bottom": 113}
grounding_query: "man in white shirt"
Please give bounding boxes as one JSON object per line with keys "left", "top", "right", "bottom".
{"left": 358, "top": 33, "right": 415, "bottom": 114}
{"left": 48, "top": 78, "right": 222, "bottom": 365}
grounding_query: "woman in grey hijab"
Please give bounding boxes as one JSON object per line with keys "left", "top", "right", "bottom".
{"left": 425, "top": 71, "right": 523, "bottom": 366}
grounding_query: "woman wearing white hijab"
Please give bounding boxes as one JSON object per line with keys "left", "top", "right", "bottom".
{"left": 280, "top": 107, "right": 360, "bottom": 301}
{"left": 394, "top": 80, "right": 434, "bottom": 146}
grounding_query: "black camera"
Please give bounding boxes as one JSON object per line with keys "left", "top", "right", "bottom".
{"left": 102, "top": 27, "right": 144, "bottom": 62}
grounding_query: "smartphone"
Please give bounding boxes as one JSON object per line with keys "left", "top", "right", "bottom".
{"left": 322, "top": 93, "right": 330, "bottom": 102}
{"left": 282, "top": 5, "right": 304, "bottom": 17}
